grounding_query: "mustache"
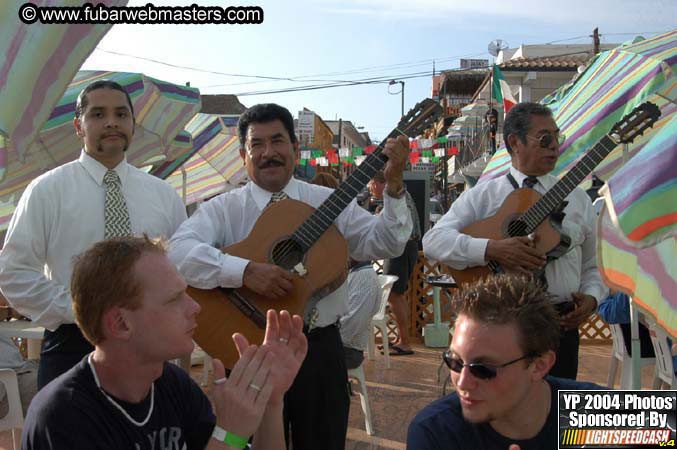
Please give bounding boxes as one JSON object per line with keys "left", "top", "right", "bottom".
{"left": 258, "top": 159, "right": 284, "bottom": 168}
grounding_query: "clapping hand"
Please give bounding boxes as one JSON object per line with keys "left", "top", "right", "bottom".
{"left": 210, "top": 345, "right": 274, "bottom": 439}
{"left": 235, "top": 309, "right": 307, "bottom": 406}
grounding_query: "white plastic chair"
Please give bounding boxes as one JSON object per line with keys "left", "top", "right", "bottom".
{"left": 647, "top": 321, "right": 676, "bottom": 389}
{"left": 190, "top": 347, "right": 212, "bottom": 387}
{"left": 347, "top": 363, "right": 374, "bottom": 435}
{"left": 606, "top": 323, "right": 656, "bottom": 389}
{"left": 0, "top": 369, "right": 24, "bottom": 450}
{"left": 366, "top": 275, "right": 398, "bottom": 369}
{"left": 172, "top": 345, "right": 212, "bottom": 386}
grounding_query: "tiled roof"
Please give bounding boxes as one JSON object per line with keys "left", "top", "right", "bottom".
{"left": 200, "top": 94, "right": 247, "bottom": 114}
{"left": 499, "top": 53, "right": 593, "bottom": 71}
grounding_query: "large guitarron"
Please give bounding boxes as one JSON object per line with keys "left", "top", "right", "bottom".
{"left": 446, "top": 102, "right": 661, "bottom": 286}
{"left": 190, "top": 99, "right": 443, "bottom": 367}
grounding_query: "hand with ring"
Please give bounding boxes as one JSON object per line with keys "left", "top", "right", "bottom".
{"left": 260, "top": 309, "right": 308, "bottom": 405}
{"left": 210, "top": 342, "right": 274, "bottom": 439}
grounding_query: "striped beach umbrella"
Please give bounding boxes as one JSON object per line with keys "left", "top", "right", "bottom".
{"left": 0, "top": 70, "right": 201, "bottom": 237}
{"left": 152, "top": 114, "right": 246, "bottom": 205}
{"left": 0, "top": 0, "right": 127, "bottom": 167}
{"left": 460, "top": 102, "right": 489, "bottom": 117}
{"left": 480, "top": 30, "right": 676, "bottom": 185}
{"left": 598, "top": 115, "right": 676, "bottom": 338}
{"left": 479, "top": 30, "right": 677, "bottom": 335}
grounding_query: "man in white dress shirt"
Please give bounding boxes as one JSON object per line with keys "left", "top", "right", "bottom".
{"left": 0, "top": 80, "right": 186, "bottom": 388}
{"left": 423, "top": 102, "right": 607, "bottom": 380}
{"left": 169, "top": 103, "right": 412, "bottom": 450}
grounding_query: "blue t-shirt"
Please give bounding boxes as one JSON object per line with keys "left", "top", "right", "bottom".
{"left": 407, "top": 376, "right": 602, "bottom": 450}
{"left": 22, "top": 356, "right": 215, "bottom": 450}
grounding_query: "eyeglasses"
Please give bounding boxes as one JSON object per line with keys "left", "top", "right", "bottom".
{"left": 525, "top": 133, "right": 566, "bottom": 148}
{"left": 442, "top": 350, "right": 537, "bottom": 380}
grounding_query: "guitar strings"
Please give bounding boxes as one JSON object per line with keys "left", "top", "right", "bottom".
{"left": 270, "top": 147, "right": 388, "bottom": 265}
{"left": 505, "top": 133, "right": 615, "bottom": 237}
{"left": 267, "top": 102, "right": 439, "bottom": 266}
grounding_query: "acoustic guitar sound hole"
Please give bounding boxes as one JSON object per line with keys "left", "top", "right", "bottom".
{"left": 271, "top": 238, "right": 304, "bottom": 270}
{"left": 507, "top": 219, "right": 528, "bottom": 237}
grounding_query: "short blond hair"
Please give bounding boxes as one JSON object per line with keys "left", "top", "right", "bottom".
{"left": 452, "top": 274, "right": 560, "bottom": 356}
{"left": 71, "top": 236, "right": 166, "bottom": 345}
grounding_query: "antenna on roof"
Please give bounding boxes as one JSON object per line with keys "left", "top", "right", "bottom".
{"left": 487, "top": 39, "right": 509, "bottom": 58}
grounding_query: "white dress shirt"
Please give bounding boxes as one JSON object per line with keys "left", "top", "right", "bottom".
{"left": 0, "top": 151, "right": 187, "bottom": 330}
{"left": 423, "top": 166, "right": 607, "bottom": 304}
{"left": 168, "top": 177, "right": 412, "bottom": 327}
{"left": 340, "top": 264, "right": 381, "bottom": 351}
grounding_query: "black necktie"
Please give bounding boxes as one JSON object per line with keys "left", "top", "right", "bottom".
{"left": 522, "top": 176, "right": 548, "bottom": 289}
{"left": 523, "top": 176, "right": 539, "bottom": 189}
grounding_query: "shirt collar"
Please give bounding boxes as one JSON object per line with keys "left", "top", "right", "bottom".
{"left": 78, "top": 150, "right": 130, "bottom": 186}
{"left": 509, "top": 166, "right": 553, "bottom": 190}
{"left": 249, "top": 177, "right": 300, "bottom": 210}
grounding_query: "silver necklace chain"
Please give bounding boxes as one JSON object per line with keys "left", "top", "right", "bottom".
{"left": 87, "top": 353, "right": 155, "bottom": 427}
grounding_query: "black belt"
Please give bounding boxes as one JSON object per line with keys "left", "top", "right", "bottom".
{"left": 303, "top": 323, "right": 338, "bottom": 336}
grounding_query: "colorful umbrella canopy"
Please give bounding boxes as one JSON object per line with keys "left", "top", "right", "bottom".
{"left": 153, "top": 114, "right": 246, "bottom": 205}
{"left": 460, "top": 102, "right": 489, "bottom": 117}
{"left": 478, "top": 30, "right": 677, "bottom": 336}
{"left": 0, "top": 70, "right": 200, "bottom": 237}
{"left": 480, "top": 30, "right": 676, "bottom": 186}
{"left": 453, "top": 115, "right": 482, "bottom": 128}
{"left": 0, "top": 0, "right": 127, "bottom": 162}
{"left": 598, "top": 114, "right": 676, "bottom": 338}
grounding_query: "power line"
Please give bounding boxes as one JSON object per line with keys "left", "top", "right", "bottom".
{"left": 96, "top": 48, "right": 295, "bottom": 81}
{"left": 207, "top": 52, "right": 489, "bottom": 88}
{"left": 94, "top": 46, "right": 488, "bottom": 88}
{"left": 544, "top": 30, "right": 667, "bottom": 44}
{"left": 232, "top": 65, "right": 485, "bottom": 96}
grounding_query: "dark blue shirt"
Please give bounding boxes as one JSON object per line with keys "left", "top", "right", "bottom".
{"left": 407, "top": 376, "right": 603, "bottom": 450}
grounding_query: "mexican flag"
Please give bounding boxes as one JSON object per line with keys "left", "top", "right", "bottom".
{"left": 492, "top": 65, "right": 516, "bottom": 115}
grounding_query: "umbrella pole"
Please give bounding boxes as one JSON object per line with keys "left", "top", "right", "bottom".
{"left": 181, "top": 166, "right": 187, "bottom": 205}
{"left": 629, "top": 296, "right": 641, "bottom": 389}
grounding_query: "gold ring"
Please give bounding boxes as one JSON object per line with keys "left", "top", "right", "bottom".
{"left": 279, "top": 337, "right": 288, "bottom": 344}
{"left": 249, "top": 383, "right": 262, "bottom": 392}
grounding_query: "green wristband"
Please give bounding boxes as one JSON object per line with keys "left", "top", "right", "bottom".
{"left": 212, "top": 425, "right": 249, "bottom": 448}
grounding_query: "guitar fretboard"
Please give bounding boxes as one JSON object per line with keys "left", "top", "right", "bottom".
{"left": 518, "top": 134, "right": 617, "bottom": 234}
{"left": 292, "top": 128, "right": 402, "bottom": 251}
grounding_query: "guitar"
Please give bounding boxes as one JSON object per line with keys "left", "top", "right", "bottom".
{"left": 189, "top": 99, "right": 443, "bottom": 367}
{"left": 446, "top": 101, "right": 661, "bottom": 286}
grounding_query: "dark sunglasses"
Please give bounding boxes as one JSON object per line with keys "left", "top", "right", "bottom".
{"left": 525, "top": 133, "right": 566, "bottom": 148}
{"left": 443, "top": 350, "right": 537, "bottom": 380}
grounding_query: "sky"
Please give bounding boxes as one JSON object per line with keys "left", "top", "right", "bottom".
{"left": 81, "top": 0, "right": 676, "bottom": 141}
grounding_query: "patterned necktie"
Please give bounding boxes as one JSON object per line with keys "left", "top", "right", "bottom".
{"left": 523, "top": 176, "right": 539, "bottom": 189}
{"left": 266, "top": 191, "right": 289, "bottom": 207}
{"left": 103, "top": 169, "right": 132, "bottom": 238}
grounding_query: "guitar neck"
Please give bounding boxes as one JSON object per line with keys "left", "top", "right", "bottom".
{"left": 292, "top": 128, "right": 402, "bottom": 250}
{"left": 521, "top": 134, "right": 617, "bottom": 233}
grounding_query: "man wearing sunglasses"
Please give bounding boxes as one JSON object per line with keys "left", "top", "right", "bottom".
{"left": 407, "top": 275, "right": 602, "bottom": 450}
{"left": 423, "top": 102, "right": 607, "bottom": 380}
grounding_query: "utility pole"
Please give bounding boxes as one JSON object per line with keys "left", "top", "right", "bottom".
{"left": 337, "top": 118, "right": 342, "bottom": 180}
{"left": 593, "top": 27, "right": 600, "bottom": 54}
